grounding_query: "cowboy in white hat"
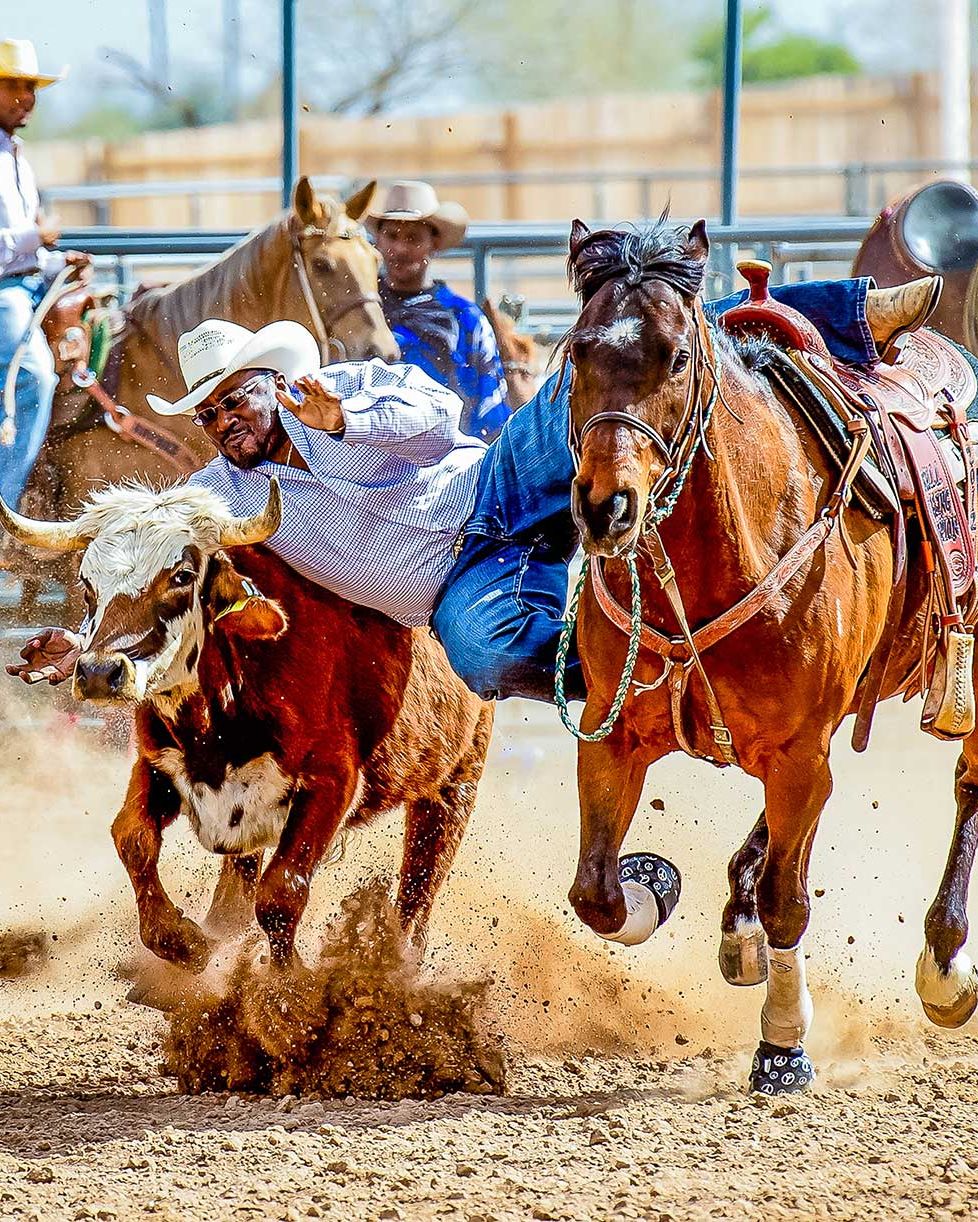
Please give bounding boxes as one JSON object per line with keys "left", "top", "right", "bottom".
{"left": 367, "top": 180, "right": 510, "bottom": 444}
{"left": 0, "top": 37, "right": 90, "bottom": 515}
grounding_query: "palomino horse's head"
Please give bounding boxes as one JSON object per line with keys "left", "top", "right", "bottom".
{"left": 566, "top": 216, "right": 712, "bottom": 556}
{"left": 290, "top": 177, "right": 400, "bottom": 363}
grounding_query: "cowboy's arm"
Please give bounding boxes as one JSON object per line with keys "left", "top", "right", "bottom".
{"left": 316, "top": 362, "right": 466, "bottom": 465}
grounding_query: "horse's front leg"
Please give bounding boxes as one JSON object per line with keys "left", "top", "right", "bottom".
{"left": 569, "top": 734, "right": 680, "bottom": 945}
{"left": 719, "top": 810, "right": 769, "bottom": 986}
{"left": 748, "top": 748, "right": 832, "bottom": 1095}
{"left": 916, "top": 738, "right": 978, "bottom": 1028}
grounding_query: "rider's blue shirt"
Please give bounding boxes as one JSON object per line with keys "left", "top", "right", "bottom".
{"left": 380, "top": 279, "right": 511, "bottom": 443}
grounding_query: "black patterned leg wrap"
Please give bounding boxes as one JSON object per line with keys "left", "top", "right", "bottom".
{"left": 618, "top": 853, "right": 682, "bottom": 930}
{"left": 749, "top": 1041, "right": 815, "bottom": 1095}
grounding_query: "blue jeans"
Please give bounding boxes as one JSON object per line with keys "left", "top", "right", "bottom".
{"left": 432, "top": 278, "right": 876, "bottom": 702}
{"left": 0, "top": 275, "right": 56, "bottom": 508}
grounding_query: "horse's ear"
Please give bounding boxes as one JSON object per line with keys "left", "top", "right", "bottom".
{"left": 569, "top": 219, "right": 590, "bottom": 258}
{"left": 292, "top": 176, "right": 325, "bottom": 226}
{"left": 685, "top": 219, "right": 710, "bottom": 265}
{"left": 344, "top": 180, "right": 376, "bottom": 222}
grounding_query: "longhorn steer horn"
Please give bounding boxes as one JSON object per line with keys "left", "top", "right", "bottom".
{"left": 217, "top": 477, "right": 283, "bottom": 548}
{"left": 0, "top": 495, "right": 90, "bottom": 552}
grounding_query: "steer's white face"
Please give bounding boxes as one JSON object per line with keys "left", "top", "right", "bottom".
{"left": 72, "top": 485, "right": 240, "bottom": 704}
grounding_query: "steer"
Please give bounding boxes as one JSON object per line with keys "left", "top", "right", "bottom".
{"left": 0, "top": 479, "right": 493, "bottom": 970}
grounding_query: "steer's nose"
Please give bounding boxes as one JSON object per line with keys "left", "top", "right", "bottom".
{"left": 74, "top": 653, "right": 129, "bottom": 700}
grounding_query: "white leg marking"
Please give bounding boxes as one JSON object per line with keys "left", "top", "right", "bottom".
{"left": 598, "top": 880, "right": 659, "bottom": 947}
{"left": 761, "top": 941, "right": 814, "bottom": 1047}
{"left": 915, "top": 944, "right": 977, "bottom": 1011}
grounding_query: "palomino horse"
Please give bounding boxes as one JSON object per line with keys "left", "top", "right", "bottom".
{"left": 29, "top": 177, "right": 398, "bottom": 520}
{"left": 562, "top": 216, "right": 978, "bottom": 1092}
{"left": 11, "top": 177, "right": 398, "bottom": 614}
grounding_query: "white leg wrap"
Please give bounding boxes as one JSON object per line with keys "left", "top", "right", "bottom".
{"left": 761, "top": 942, "right": 813, "bottom": 1048}
{"left": 600, "top": 881, "right": 660, "bottom": 946}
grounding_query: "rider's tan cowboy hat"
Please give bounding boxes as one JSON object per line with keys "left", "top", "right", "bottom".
{"left": 147, "top": 319, "right": 320, "bottom": 417}
{"left": 366, "top": 180, "right": 468, "bottom": 251}
{"left": 0, "top": 39, "right": 66, "bottom": 88}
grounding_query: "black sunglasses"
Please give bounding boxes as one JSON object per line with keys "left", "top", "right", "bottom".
{"left": 191, "top": 373, "right": 276, "bottom": 428}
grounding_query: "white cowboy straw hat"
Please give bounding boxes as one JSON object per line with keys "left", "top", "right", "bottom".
{"left": 366, "top": 180, "right": 468, "bottom": 251}
{"left": 147, "top": 319, "right": 320, "bottom": 417}
{"left": 0, "top": 39, "right": 66, "bottom": 88}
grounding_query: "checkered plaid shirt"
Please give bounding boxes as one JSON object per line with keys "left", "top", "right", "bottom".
{"left": 188, "top": 360, "right": 485, "bottom": 625}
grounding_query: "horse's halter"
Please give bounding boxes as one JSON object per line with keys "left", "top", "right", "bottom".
{"left": 567, "top": 295, "right": 720, "bottom": 527}
{"left": 290, "top": 221, "right": 383, "bottom": 364}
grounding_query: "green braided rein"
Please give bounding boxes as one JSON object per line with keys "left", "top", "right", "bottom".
{"left": 555, "top": 552, "right": 643, "bottom": 742}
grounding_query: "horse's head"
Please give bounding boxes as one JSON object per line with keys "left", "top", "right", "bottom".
{"left": 291, "top": 177, "right": 400, "bottom": 363}
{"left": 566, "top": 217, "right": 711, "bottom": 557}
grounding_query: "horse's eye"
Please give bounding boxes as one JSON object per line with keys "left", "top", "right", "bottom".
{"left": 171, "top": 569, "right": 195, "bottom": 589}
{"left": 313, "top": 257, "right": 336, "bottom": 273}
{"left": 672, "top": 349, "right": 690, "bottom": 375}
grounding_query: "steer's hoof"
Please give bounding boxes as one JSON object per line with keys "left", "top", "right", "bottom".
{"left": 719, "top": 923, "right": 769, "bottom": 987}
{"left": 748, "top": 1041, "right": 815, "bottom": 1095}
{"left": 619, "top": 853, "right": 681, "bottom": 930}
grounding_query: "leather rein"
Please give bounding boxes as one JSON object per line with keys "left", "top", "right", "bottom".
{"left": 570, "top": 297, "right": 871, "bottom": 768}
{"left": 289, "top": 222, "right": 382, "bottom": 363}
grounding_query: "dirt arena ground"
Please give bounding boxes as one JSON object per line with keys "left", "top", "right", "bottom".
{"left": 2, "top": 663, "right": 978, "bottom": 1221}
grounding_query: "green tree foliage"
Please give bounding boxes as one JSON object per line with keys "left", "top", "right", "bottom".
{"left": 692, "top": 4, "right": 860, "bottom": 86}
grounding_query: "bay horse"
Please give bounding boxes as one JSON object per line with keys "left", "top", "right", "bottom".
{"left": 562, "top": 216, "right": 978, "bottom": 1092}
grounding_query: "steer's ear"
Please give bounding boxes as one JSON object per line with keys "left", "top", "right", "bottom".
{"left": 205, "top": 556, "right": 288, "bottom": 641}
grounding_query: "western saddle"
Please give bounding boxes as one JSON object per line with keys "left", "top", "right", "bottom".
{"left": 720, "top": 261, "right": 978, "bottom": 747}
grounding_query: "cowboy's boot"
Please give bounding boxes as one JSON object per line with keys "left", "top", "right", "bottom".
{"left": 865, "top": 276, "right": 943, "bottom": 357}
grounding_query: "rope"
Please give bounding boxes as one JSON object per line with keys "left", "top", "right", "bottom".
{"left": 554, "top": 552, "right": 643, "bottom": 741}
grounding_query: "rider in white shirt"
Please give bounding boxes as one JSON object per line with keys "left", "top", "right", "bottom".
{"left": 0, "top": 39, "right": 89, "bottom": 509}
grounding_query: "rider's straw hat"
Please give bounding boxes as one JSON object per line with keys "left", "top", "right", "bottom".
{"left": 147, "top": 319, "right": 320, "bottom": 417}
{"left": 366, "top": 180, "right": 468, "bottom": 251}
{"left": 0, "top": 39, "right": 66, "bottom": 88}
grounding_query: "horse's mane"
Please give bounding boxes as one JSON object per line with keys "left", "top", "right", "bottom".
{"left": 568, "top": 212, "right": 706, "bottom": 305}
{"left": 125, "top": 213, "right": 293, "bottom": 346}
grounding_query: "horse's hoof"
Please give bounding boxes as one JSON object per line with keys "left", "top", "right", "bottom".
{"left": 719, "top": 922, "right": 769, "bottom": 987}
{"left": 619, "top": 852, "right": 681, "bottom": 929}
{"left": 748, "top": 1041, "right": 815, "bottom": 1095}
{"left": 916, "top": 948, "right": 978, "bottom": 1029}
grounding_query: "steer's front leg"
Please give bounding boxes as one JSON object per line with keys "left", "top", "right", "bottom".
{"left": 255, "top": 767, "right": 359, "bottom": 969}
{"left": 112, "top": 759, "right": 212, "bottom": 972}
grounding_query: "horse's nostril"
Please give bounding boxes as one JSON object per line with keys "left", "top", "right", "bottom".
{"left": 608, "top": 492, "right": 630, "bottom": 524}
{"left": 107, "top": 658, "right": 126, "bottom": 692}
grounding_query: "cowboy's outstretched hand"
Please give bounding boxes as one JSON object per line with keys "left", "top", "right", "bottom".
{"left": 5, "top": 627, "right": 80, "bottom": 685}
{"left": 276, "top": 376, "right": 345, "bottom": 434}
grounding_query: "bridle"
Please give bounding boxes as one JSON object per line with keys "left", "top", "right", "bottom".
{"left": 290, "top": 221, "right": 383, "bottom": 364}
{"left": 567, "top": 295, "right": 720, "bottom": 527}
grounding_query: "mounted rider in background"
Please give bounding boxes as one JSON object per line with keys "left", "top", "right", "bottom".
{"left": 0, "top": 38, "right": 90, "bottom": 510}
{"left": 369, "top": 181, "right": 511, "bottom": 443}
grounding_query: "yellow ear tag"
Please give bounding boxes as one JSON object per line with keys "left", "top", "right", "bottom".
{"left": 213, "top": 596, "right": 253, "bottom": 623}
{"left": 213, "top": 577, "right": 264, "bottom": 623}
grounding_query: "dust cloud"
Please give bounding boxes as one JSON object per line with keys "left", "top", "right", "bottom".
{"left": 0, "top": 668, "right": 974, "bottom": 1086}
